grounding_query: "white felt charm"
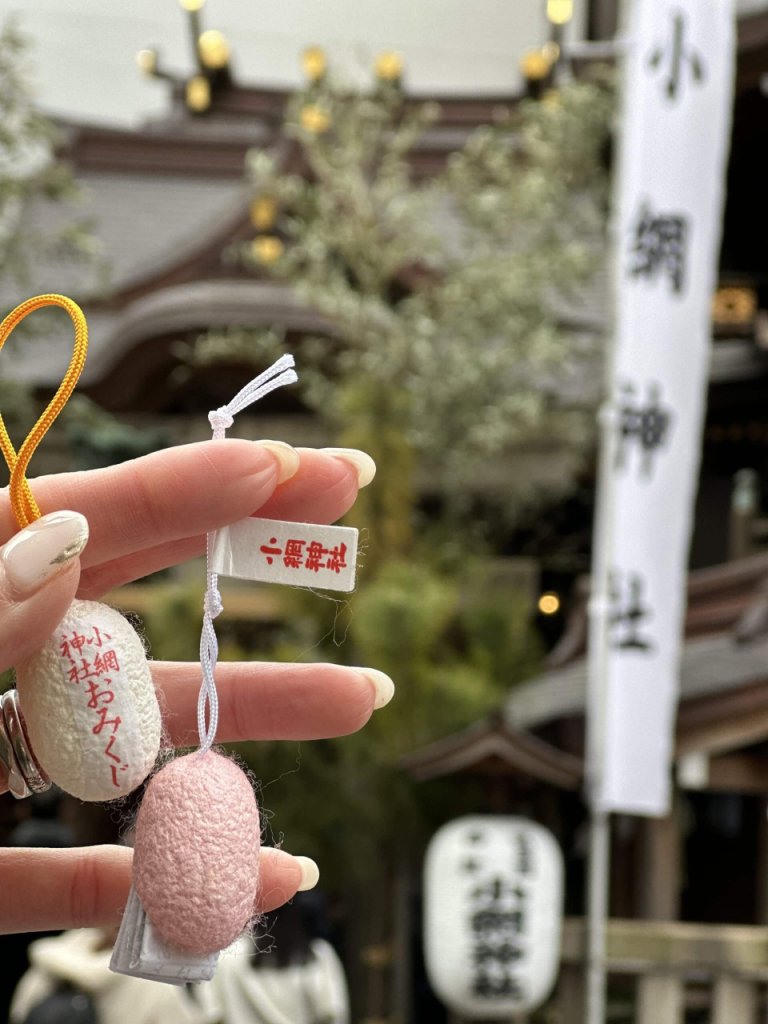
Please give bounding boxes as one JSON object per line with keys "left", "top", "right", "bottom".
{"left": 15, "top": 598, "right": 161, "bottom": 802}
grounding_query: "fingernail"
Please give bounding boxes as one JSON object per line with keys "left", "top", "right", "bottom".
{"left": 321, "top": 448, "right": 377, "bottom": 488}
{"left": 255, "top": 440, "right": 301, "bottom": 483}
{"left": 1, "top": 511, "right": 89, "bottom": 597}
{"left": 295, "top": 855, "right": 320, "bottom": 891}
{"left": 355, "top": 667, "right": 396, "bottom": 709}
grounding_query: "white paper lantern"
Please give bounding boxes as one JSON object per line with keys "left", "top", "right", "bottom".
{"left": 424, "top": 815, "right": 563, "bottom": 1018}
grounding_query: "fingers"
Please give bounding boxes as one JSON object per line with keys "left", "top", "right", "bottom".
{"left": 255, "top": 447, "right": 371, "bottom": 523}
{"left": 0, "top": 846, "right": 314, "bottom": 934}
{"left": 0, "top": 441, "right": 284, "bottom": 569}
{"left": 0, "top": 512, "right": 88, "bottom": 671}
{"left": 155, "top": 661, "right": 395, "bottom": 746}
{"left": 1, "top": 443, "right": 367, "bottom": 597}
{"left": 76, "top": 448, "right": 363, "bottom": 596}
{"left": 257, "top": 849, "right": 321, "bottom": 914}
{"left": 0, "top": 846, "right": 132, "bottom": 935}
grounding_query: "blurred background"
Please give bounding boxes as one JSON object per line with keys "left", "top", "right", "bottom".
{"left": 2, "top": 1, "right": 768, "bottom": 1022}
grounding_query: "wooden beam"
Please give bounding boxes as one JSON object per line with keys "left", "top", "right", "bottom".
{"left": 561, "top": 918, "right": 768, "bottom": 978}
{"left": 703, "top": 753, "right": 768, "bottom": 794}
{"left": 712, "top": 976, "right": 758, "bottom": 1024}
{"left": 637, "top": 797, "right": 681, "bottom": 919}
{"left": 636, "top": 975, "right": 683, "bottom": 1024}
{"left": 677, "top": 708, "right": 768, "bottom": 756}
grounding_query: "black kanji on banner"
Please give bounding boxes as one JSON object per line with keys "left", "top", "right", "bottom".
{"left": 467, "top": 876, "right": 527, "bottom": 1002}
{"left": 616, "top": 380, "right": 672, "bottom": 478}
{"left": 628, "top": 202, "right": 690, "bottom": 294}
{"left": 515, "top": 832, "right": 532, "bottom": 876}
{"left": 609, "top": 571, "right": 654, "bottom": 652}
{"left": 647, "top": 10, "right": 705, "bottom": 101}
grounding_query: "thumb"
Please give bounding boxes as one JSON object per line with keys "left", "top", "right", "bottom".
{"left": 0, "top": 511, "right": 89, "bottom": 671}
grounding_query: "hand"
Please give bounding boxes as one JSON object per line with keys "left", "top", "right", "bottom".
{"left": 0, "top": 440, "right": 391, "bottom": 935}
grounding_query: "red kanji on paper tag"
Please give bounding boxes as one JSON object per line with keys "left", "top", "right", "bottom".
{"left": 211, "top": 518, "right": 358, "bottom": 592}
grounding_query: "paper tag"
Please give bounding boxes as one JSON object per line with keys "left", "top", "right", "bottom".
{"left": 210, "top": 518, "right": 358, "bottom": 592}
{"left": 110, "top": 885, "right": 219, "bottom": 985}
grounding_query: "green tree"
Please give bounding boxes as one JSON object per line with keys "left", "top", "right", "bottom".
{"left": 1, "top": 19, "right": 107, "bottom": 458}
{"left": 237, "top": 62, "right": 610, "bottom": 542}
{"left": 0, "top": 19, "right": 99, "bottom": 293}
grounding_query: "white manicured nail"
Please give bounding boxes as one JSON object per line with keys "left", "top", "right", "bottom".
{"left": 355, "top": 667, "right": 396, "bottom": 709}
{"left": 255, "top": 440, "right": 301, "bottom": 483}
{"left": 1, "top": 511, "right": 89, "bottom": 597}
{"left": 322, "top": 448, "right": 377, "bottom": 487}
{"left": 295, "top": 856, "right": 320, "bottom": 891}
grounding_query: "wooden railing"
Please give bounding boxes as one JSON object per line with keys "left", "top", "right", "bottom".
{"left": 551, "top": 918, "right": 768, "bottom": 1023}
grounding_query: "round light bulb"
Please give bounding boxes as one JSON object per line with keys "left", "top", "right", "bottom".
{"left": 375, "top": 51, "right": 404, "bottom": 82}
{"left": 251, "top": 236, "right": 284, "bottom": 265}
{"left": 186, "top": 75, "right": 211, "bottom": 112}
{"left": 547, "top": 0, "right": 574, "bottom": 25}
{"left": 249, "top": 195, "right": 278, "bottom": 231}
{"left": 299, "top": 104, "right": 332, "bottom": 134}
{"left": 198, "top": 29, "right": 231, "bottom": 70}
{"left": 538, "top": 592, "right": 561, "bottom": 616}
{"left": 135, "top": 49, "right": 158, "bottom": 76}
{"left": 520, "top": 48, "right": 553, "bottom": 81}
{"left": 302, "top": 46, "right": 327, "bottom": 81}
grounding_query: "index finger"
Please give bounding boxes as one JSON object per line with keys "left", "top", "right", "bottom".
{"left": 1, "top": 441, "right": 282, "bottom": 568}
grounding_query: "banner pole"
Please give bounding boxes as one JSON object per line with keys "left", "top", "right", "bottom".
{"left": 583, "top": 3, "right": 632, "bottom": 1017}
{"left": 584, "top": 395, "right": 619, "bottom": 1024}
{"left": 585, "top": 808, "right": 611, "bottom": 1023}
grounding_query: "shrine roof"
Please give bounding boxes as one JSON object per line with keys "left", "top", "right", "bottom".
{"left": 0, "top": 171, "right": 247, "bottom": 311}
{"left": 401, "top": 715, "right": 583, "bottom": 788}
{"left": 406, "top": 554, "right": 768, "bottom": 789}
{"left": 4, "top": 11, "right": 767, "bottom": 395}
{"left": 504, "top": 551, "right": 768, "bottom": 734}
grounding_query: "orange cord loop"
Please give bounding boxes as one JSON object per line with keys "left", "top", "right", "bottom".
{"left": 0, "top": 294, "right": 88, "bottom": 530}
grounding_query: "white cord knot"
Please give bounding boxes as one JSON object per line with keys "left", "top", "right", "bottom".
{"left": 208, "top": 408, "right": 234, "bottom": 434}
{"left": 204, "top": 588, "right": 224, "bottom": 619}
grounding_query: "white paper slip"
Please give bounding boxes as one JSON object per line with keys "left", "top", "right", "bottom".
{"left": 110, "top": 885, "right": 219, "bottom": 984}
{"left": 210, "top": 518, "right": 358, "bottom": 592}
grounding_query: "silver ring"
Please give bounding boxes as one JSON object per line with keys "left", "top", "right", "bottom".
{"left": 0, "top": 690, "right": 51, "bottom": 799}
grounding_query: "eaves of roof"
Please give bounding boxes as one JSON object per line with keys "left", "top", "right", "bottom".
{"left": 401, "top": 716, "right": 583, "bottom": 789}
{"left": 5, "top": 280, "right": 333, "bottom": 390}
{"left": 504, "top": 631, "right": 768, "bottom": 734}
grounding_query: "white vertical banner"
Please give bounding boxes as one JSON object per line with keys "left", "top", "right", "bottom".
{"left": 597, "top": 0, "right": 735, "bottom": 815}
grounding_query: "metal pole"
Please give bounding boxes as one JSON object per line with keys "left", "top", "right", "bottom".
{"left": 585, "top": 810, "right": 610, "bottom": 1021}
{"left": 584, "top": 398, "right": 617, "bottom": 1024}
{"left": 583, "top": 3, "right": 633, "bottom": 1018}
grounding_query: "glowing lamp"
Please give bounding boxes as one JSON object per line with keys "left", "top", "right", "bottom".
{"left": 300, "top": 104, "right": 332, "bottom": 134}
{"left": 135, "top": 49, "right": 158, "bottom": 76}
{"left": 375, "top": 51, "right": 404, "bottom": 82}
{"left": 250, "top": 195, "right": 278, "bottom": 231}
{"left": 538, "top": 592, "right": 561, "bottom": 616}
{"left": 198, "top": 29, "right": 231, "bottom": 70}
{"left": 302, "top": 46, "right": 328, "bottom": 82}
{"left": 251, "top": 236, "right": 284, "bottom": 265}
{"left": 547, "top": 0, "right": 574, "bottom": 25}
{"left": 520, "top": 48, "right": 553, "bottom": 82}
{"left": 186, "top": 75, "right": 211, "bottom": 113}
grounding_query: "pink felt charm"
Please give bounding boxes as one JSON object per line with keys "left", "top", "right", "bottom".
{"left": 133, "top": 750, "right": 260, "bottom": 955}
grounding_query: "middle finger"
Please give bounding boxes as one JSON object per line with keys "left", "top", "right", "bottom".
{"left": 154, "top": 661, "right": 393, "bottom": 746}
